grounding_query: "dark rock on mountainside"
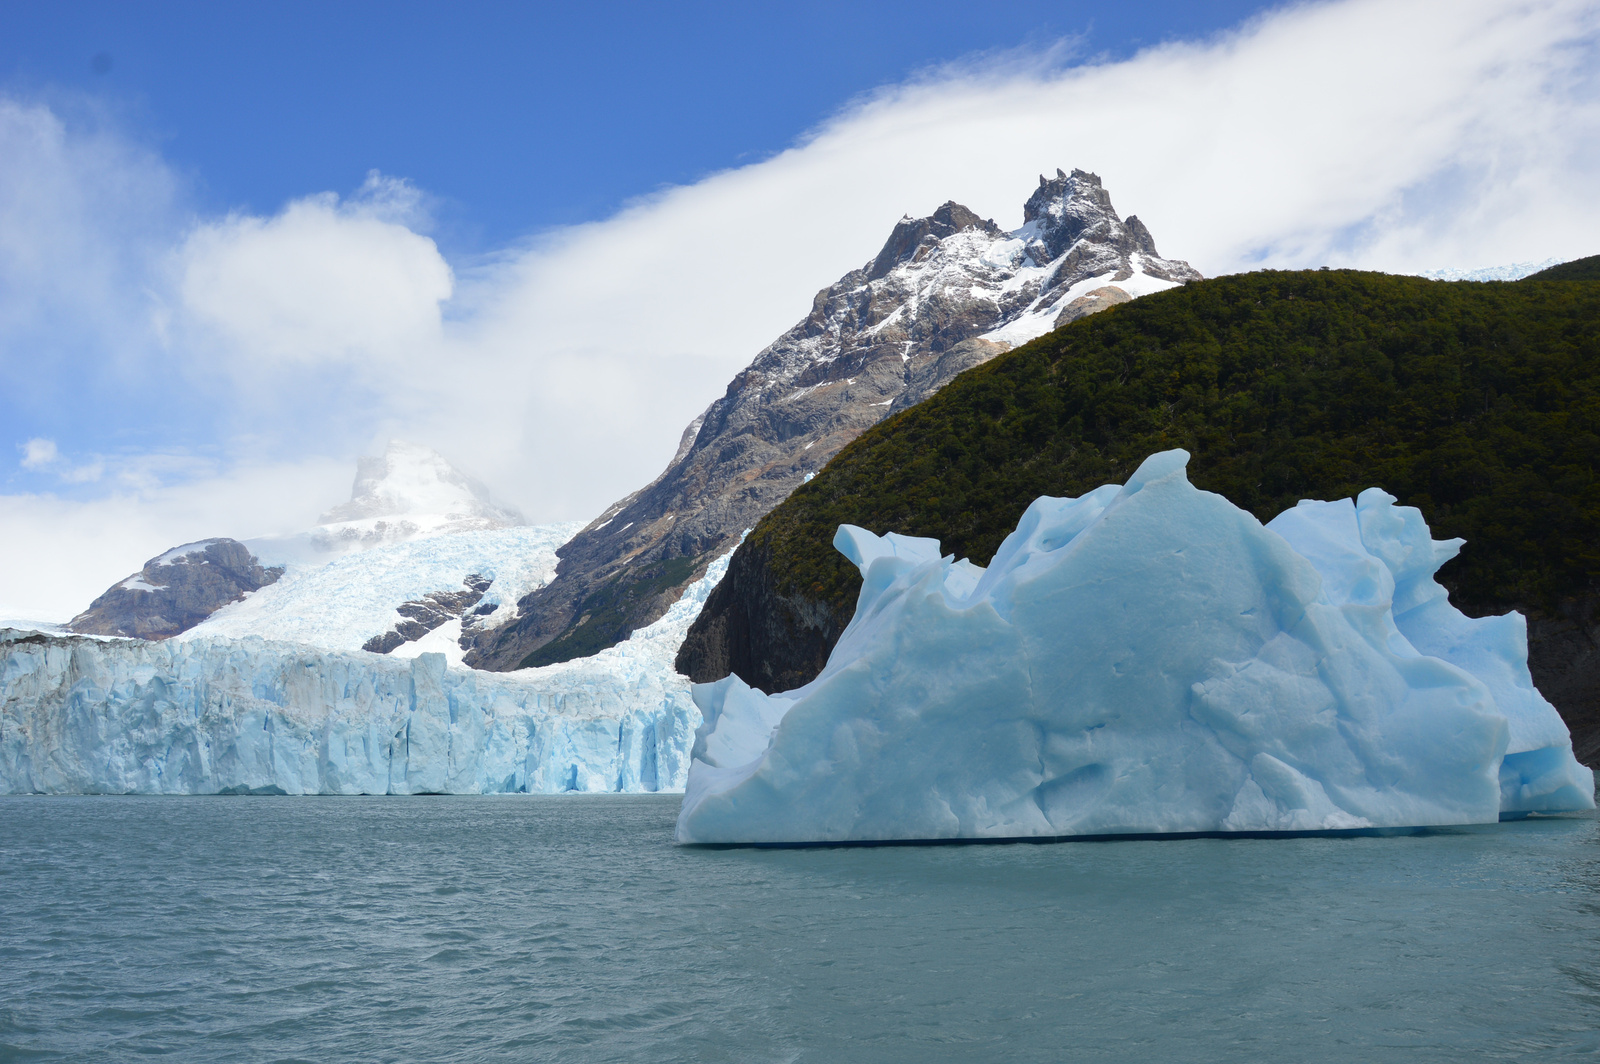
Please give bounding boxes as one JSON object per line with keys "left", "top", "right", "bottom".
{"left": 676, "top": 267, "right": 1600, "bottom": 766}
{"left": 673, "top": 536, "right": 837, "bottom": 695}
{"left": 362, "top": 574, "right": 493, "bottom": 654}
{"left": 67, "top": 539, "right": 283, "bottom": 640}
{"left": 465, "top": 169, "right": 1199, "bottom": 671}
{"left": 1526, "top": 603, "right": 1600, "bottom": 766}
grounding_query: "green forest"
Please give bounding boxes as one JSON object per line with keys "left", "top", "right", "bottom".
{"left": 750, "top": 261, "right": 1600, "bottom": 629}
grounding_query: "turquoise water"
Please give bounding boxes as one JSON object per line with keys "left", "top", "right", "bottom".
{"left": 1, "top": 796, "right": 1596, "bottom": 1063}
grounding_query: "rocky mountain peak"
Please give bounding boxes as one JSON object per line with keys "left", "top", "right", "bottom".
{"left": 867, "top": 200, "right": 1003, "bottom": 281}
{"left": 1020, "top": 167, "right": 1146, "bottom": 268}
{"left": 466, "top": 168, "right": 1204, "bottom": 673}
{"left": 67, "top": 538, "right": 283, "bottom": 640}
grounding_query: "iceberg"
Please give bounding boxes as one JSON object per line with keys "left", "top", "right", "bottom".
{"left": 676, "top": 450, "right": 1593, "bottom": 844}
{"left": 0, "top": 550, "right": 735, "bottom": 795}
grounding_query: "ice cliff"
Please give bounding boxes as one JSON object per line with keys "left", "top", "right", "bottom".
{"left": 676, "top": 451, "right": 1594, "bottom": 844}
{"left": 0, "top": 551, "right": 734, "bottom": 795}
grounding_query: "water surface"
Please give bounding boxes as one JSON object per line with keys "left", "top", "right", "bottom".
{"left": 1, "top": 796, "right": 1596, "bottom": 1062}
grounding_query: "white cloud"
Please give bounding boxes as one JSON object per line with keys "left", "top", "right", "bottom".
{"left": 16, "top": 437, "right": 102, "bottom": 484}
{"left": 19, "top": 438, "right": 58, "bottom": 470}
{"left": 0, "top": 456, "right": 350, "bottom": 622}
{"left": 0, "top": 97, "right": 181, "bottom": 373}
{"left": 2, "top": 0, "right": 1600, "bottom": 621}
{"left": 177, "top": 176, "right": 452, "bottom": 372}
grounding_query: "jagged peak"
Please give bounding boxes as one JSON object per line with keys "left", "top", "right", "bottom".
{"left": 1038, "top": 166, "right": 1100, "bottom": 186}
{"left": 866, "top": 200, "right": 1004, "bottom": 281}
{"left": 1023, "top": 167, "right": 1118, "bottom": 230}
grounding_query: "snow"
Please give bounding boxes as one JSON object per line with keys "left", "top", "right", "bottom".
{"left": 982, "top": 270, "right": 1183, "bottom": 348}
{"left": 118, "top": 576, "right": 168, "bottom": 593}
{"left": 153, "top": 540, "right": 219, "bottom": 566}
{"left": 187, "top": 523, "right": 581, "bottom": 654}
{"left": 1419, "top": 259, "right": 1562, "bottom": 282}
{"left": 676, "top": 450, "right": 1593, "bottom": 844}
{"left": 0, "top": 546, "right": 741, "bottom": 795}
{"left": 1115, "top": 263, "right": 1189, "bottom": 299}
{"left": 391, "top": 617, "right": 466, "bottom": 666}
{"left": 321, "top": 440, "right": 522, "bottom": 527}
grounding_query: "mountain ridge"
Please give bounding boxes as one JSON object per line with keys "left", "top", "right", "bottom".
{"left": 465, "top": 168, "right": 1201, "bottom": 671}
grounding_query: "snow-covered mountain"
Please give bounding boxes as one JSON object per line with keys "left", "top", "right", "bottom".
{"left": 61, "top": 440, "right": 566, "bottom": 654}
{"left": 248, "top": 439, "right": 527, "bottom": 568}
{"left": 468, "top": 168, "right": 1201, "bottom": 671}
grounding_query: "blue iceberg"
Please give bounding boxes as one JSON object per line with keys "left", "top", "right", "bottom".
{"left": 676, "top": 450, "right": 1593, "bottom": 843}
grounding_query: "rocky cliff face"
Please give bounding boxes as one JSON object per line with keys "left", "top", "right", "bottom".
{"left": 1526, "top": 598, "right": 1600, "bottom": 766}
{"left": 67, "top": 539, "right": 283, "bottom": 640}
{"left": 466, "top": 169, "right": 1200, "bottom": 671}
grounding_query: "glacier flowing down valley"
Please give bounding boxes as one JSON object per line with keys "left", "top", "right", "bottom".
{"left": 191, "top": 523, "right": 582, "bottom": 663}
{"left": 676, "top": 451, "right": 1594, "bottom": 844}
{"left": 0, "top": 551, "right": 735, "bottom": 796}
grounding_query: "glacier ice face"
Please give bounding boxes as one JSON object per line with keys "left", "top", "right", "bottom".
{"left": 0, "top": 548, "right": 738, "bottom": 795}
{"left": 676, "top": 450, "right": 1593, "bottom": 844}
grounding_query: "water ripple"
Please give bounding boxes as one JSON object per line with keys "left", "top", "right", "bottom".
{"left": 0, "top": 796, "right": 1595, "bottom": 1062}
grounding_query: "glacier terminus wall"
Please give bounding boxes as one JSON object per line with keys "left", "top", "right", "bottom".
{"left": 0, "top": 633, "right": 695, "bottom": 795}
{"left": 0, "top": 550, "right": 738, "bottom": 796}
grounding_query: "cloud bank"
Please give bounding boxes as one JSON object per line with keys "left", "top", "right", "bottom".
{"left": 3, "top": 0, "right": 1599, "bottom": 619}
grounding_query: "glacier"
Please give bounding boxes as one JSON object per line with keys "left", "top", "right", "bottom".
{"left": 0, "top": 550, "right": 735, "bottom": 796}
{"left": 676, "top": 450, "right": 1594, "bottom": 844}
{"left": 189, "top": 523, "right": 581, "bottom": 662}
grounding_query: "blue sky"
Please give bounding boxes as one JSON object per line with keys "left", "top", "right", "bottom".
{"left": 2, "top": 0, "right": 1598, "bottom": 618}
{"left": 2, "top": 1, "right": 1278, "bottom": 252}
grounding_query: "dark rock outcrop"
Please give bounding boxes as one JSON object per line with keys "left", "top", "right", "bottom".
{"left": 67, "top": 539, "right": 283, "bottom": 640}
{"left": 361, "top": 574, "right": 493, "bottom": 654}
{"left": 1526, "top": 598, "right": 1600, "bottom": 766}
{"left": 466, "top": 169, "right": 1199, "bottom": 672}
{"left": 673, "top": 539, "right": 843, "bottom": 695}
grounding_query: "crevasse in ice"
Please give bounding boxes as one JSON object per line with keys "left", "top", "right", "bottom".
{"left": 676, "top": 450, "right": 1594, "bottom": 843}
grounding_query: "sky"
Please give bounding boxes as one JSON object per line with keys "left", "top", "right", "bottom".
{"left": 2, "top": 0, "right": 1599, "bottom": 619}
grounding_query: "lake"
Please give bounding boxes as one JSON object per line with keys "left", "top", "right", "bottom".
{"left": 1, "top": 795, "right": 1596, "bottom": 1062}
